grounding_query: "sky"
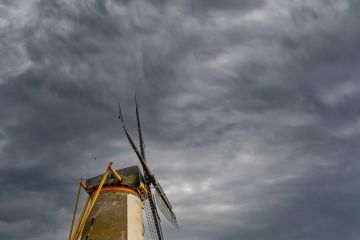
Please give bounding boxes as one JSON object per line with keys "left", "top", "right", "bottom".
{"left": 1, "top": 0, "right": 360, "bottom": 239}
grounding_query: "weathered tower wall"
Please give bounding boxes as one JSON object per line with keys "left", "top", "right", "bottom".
{"left": 80, "top": 187, "right": 144, "bottom": 240}
{"left": 80, "top": 166, "right": 145, "bottom": 240}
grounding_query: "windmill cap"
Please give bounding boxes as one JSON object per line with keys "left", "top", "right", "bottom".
{"left": 85, "top": 165, "right": 144, "bottom": 193}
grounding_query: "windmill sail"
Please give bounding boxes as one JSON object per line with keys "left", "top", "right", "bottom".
{"left": 135, "top": 98, "right": 164, "bottom": 239}
{"left": 117, "top": 118, "right": 178, "bottom": 227}
{"left": 144, "top": 198, "right": 161, "bottom": 240}
{"left": 144, "top": 183, "right": 164, "bottom": 240}
{"left": 135, "top": 99, "right": 164, "bottom": 240}
{"left": 154, "top": 184, "right": 178, "bottom": 228}
{"left": 135, "top": 96, "right": 146, "bottom": 160}
{"left": 134, "top": 99, "right": 177, "bottom": 227}
{"left": 118, "top": 101, "right": 178, "bottom": 239}
{"left": 118, "top": 105, "right": 153, "bottom": 177}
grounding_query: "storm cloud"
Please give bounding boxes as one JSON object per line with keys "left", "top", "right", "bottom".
{"left": 1, "top": 0, "right": 360, "bottom": 239}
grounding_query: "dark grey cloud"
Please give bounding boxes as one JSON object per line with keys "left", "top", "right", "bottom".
{"left": 1, "top": 0, "right": 360, "bottom": 239}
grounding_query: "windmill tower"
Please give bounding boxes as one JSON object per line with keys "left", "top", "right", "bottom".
{"left": 68, "top": 99, "right": 178, "bottom": 240}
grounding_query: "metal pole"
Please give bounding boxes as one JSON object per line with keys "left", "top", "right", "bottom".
{"left": 71, "top": 195, "right": 90, "bottom": 240}
{"left": 68, "top": 180, "right": 82, "bottom": 240}
{"left": 109, "top": 164, "right": 122, "bottom": 182}
{"left": 72, "top": 165, "right": 110, "bottom": 240}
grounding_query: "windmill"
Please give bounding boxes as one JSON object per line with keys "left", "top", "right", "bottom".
{"left": 67, "top": 99, "right": 177, "bottom": 240}
{"left": 118, "top": 97, "right": 178, "bottom": 240}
